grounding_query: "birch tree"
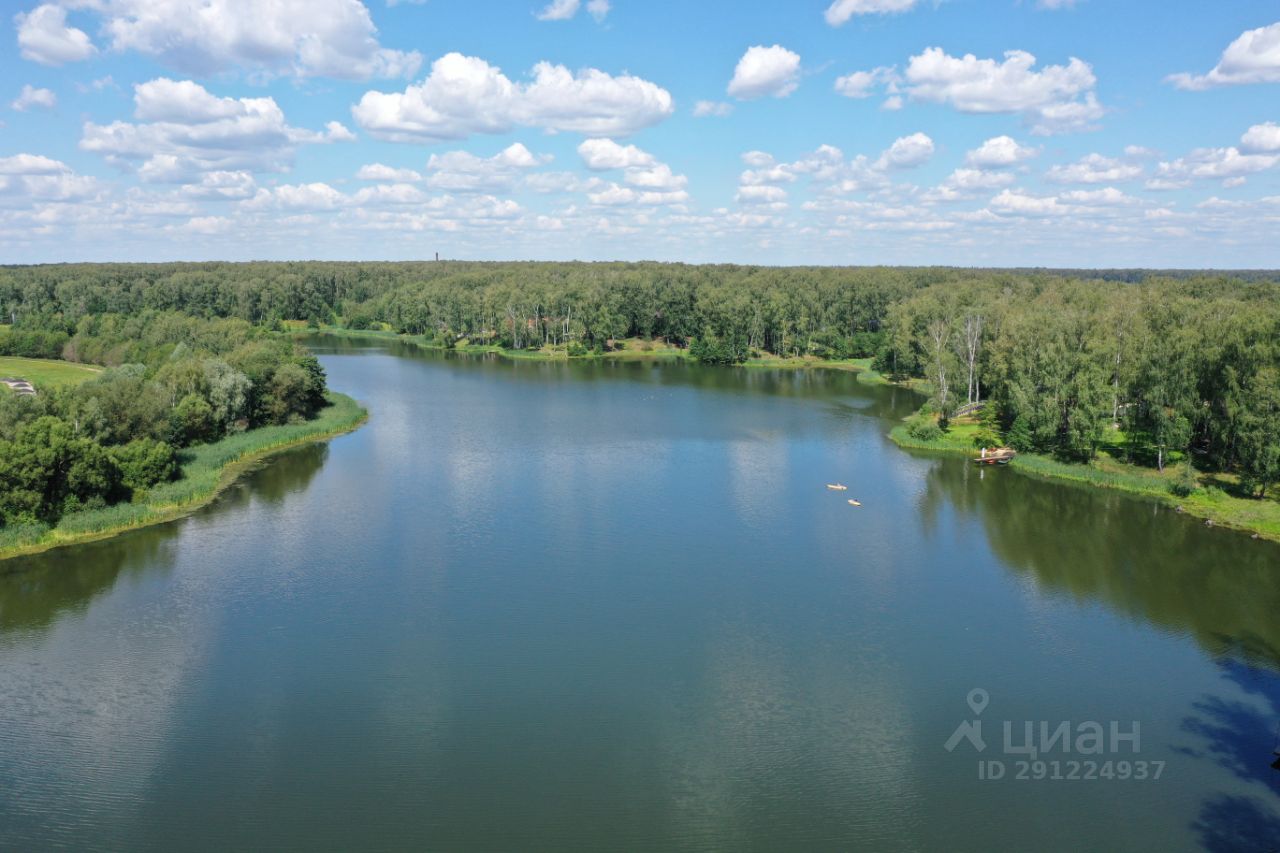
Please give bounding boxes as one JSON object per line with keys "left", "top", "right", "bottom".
{"left": 928, "top": 318, "right": 951, "bottom": 412}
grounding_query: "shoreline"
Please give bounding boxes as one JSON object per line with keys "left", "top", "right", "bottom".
{"left": 297, "top": 326, "right": 901, "bottom": 383}
{"left": 888, "top": 424, "right": 1280, "bottom": 543}
{"left": 299, "top": 328, "right": 1278, "bottom": 543}
{"left": 0, "top": 392, "right": 368, "bottom": 565}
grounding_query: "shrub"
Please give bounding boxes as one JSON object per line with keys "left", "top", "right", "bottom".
{"left": 690, "top": 337, "right": 745, "bottom": 365}
{"left": 907, "top": 415, "right": 944, "bottom": 442}
{"left": 1169, "top": 461, "right": 1200, "bottom": 497}
{"left": 972, "top": 428, "right": 1001, "bottom": 450}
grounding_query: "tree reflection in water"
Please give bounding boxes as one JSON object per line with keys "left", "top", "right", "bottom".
{"left": 0, "top": 443, "right": 328, "bottom": 639}
{"left": 920, "top": 455, "right": 1280, "bottom": 671}
{"left": 1184, "top": 661, "right": 1280, "bottom": 851}
{"left": 919, "top": 455, "right": 1280, "bottom": 848}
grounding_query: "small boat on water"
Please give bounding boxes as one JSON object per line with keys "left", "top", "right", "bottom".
{"left": 974, "top": 447, "right": 1016, "bottom": 466}
{"left": 848, "top": 499, "right": 862, "bottom": 507}
{"left": 827, "top": 483, "right": 848, "bottom": 491}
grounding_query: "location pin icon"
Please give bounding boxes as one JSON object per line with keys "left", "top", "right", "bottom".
{"left": 967, "top": 688, "right": 989, "bottom": 716}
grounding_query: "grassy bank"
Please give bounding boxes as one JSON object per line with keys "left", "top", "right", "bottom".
{"left": 0, "top": 392, "right": 367, "bottom": 563}
{"left": 888, "top": 419, "right": 1280, "bottom": 542}
{"left": 745, "top": 354, "right": 864, "bottom": 371}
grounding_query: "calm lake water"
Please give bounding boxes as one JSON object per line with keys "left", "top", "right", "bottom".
{"left": 2, "top": 337, "right": 1279, "bottom": 851}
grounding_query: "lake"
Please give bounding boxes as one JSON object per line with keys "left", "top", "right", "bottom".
{"left": 1, "top": 337, "right": 1278, "bottom": 851}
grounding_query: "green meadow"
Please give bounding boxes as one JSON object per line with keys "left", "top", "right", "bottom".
{"left": 0, "top": 356, "right": 101, "bottom": 391}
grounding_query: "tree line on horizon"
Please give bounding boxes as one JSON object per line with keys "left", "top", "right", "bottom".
{"left": 0, "top": 260, "right": 1277, "bottom": 500}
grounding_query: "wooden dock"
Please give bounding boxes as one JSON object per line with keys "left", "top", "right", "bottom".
{"left": 974, "top": 447, "right": 1016, "bottom": 465}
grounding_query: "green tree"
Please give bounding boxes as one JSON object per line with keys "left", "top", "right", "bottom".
{"left": 111, "top": 438, "right": 178, "bottom": 492}
{"left": 203, "top": 359, "right": 253, "bottom": 432}
{"left": 168, "top": 393, "right": 215, "bottom": 446}
{"left": 1237, "top": 367, "right": 1280, "bottom": 498}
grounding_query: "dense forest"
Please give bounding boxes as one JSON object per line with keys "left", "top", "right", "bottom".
{"left": 0, "top": 309, "right": 327, "bottom": 528}
{"left": 1, "top": 261, "right": 1278, "bottom": 508}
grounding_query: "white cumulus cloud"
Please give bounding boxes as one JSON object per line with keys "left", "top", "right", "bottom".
{"left": 739, "top": 163, "right": 796, "bottom": 186}
{"left": 356, "top": 163, "right": 424, "bottom": 182}
{"left": 178, "top": 216, "right": 233, "bottom": 235}
{"left": 1241, "top": 121, "right": 1280, "bottom": 153}
{"left": 587, "top": 183, "right": 688, "bottom": 207}
{"left": 11, "top": 85, "right": 57, "bottom": 112}
{"left": 1045, "top": 153, "right": 1142, "bottom": 184}
{"left": 834, "top": 67, "right": 896, "bottom": 99}
{"left": 825, "top": 0, "right": 919, "bottom": 27}
{"left": 743, "top": 134, "right": 932, "bottom": 203}
{"left": 989, "top": 189, "right": 1063, "bottom": 217}
{"left": 25, "top": 0, "right": 420, "bottom": 79}
{"left": 876, "top": 132, "right": 935, "bottom": 169}
{"left": 1167, "top": 22, "right": 1280, "bottom": 90}
{"left": 81, "top": 78, "right": 342, "bottom": 179}
{"left": 536, "top": 0, "right": 580, "bottom": 20}
{"left": 586, "top": 0, "right": 611, "bottom": 21}
{"left": 14, "top": 4, "right": 97, "bottom": 65}
{"left": 728, "top": 45, "right": 802, "bottom": 100}
{"left": 1147, "top": 124, "right": 1280, "bottom": 188}
{"left": 134, "top": 78, "right": 245, "bottom": 123}
{"left": 244, "top": 182, "right": 348, "bottom": 211}
{"left": 625, "top": 163, "right": 687, "bottom": 191}
{"left": 735, "top": 185, "right": 788, "bottom": 205}
{"left": 904, "top": 47, "right": 1104, "bottom": 134}
{"left": 535, "top": 0, "right": 610, "bottom": 22}
{"left": 1152, "top": 147, "right": 1279, "bottom": 185}
{"left": 577, "top": 139, "right": 687, "bottom": 197}
{"left": 924, "top": 168, "right": 1016, "bottom": 203}
{"left": 0, "top": 153, "right": 72, "bottom": 175}
{"left": 1059, "top": 187, "right": 1138, "bottom": 206}
{"left": 965, "top": 135, "right": 1038, "bottom": 168}
{"left": 353, "top": 53, "right": 674, "bottom": 141}
{"left": 423, "top": 143, "right": 548, "bottom": 192}
{"left": 181, "top": 171, "right": 258, "bottom": 200}
{"left": 0, "top": 154, "right": 98, "bottom": 206}
{"left": 578, "top": 138, "right": 655, "bottom": 170}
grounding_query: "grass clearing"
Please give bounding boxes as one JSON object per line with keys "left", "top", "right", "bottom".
{"left": 0, "top": 392, "right": 367, "bottom": 562}
{"left": 0, "top": 356, "right": 101, "bottom": 390}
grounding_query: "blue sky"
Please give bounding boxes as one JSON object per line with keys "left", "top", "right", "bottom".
{"left": 2, "top": 0, "right": 1279, "bottom": 267}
